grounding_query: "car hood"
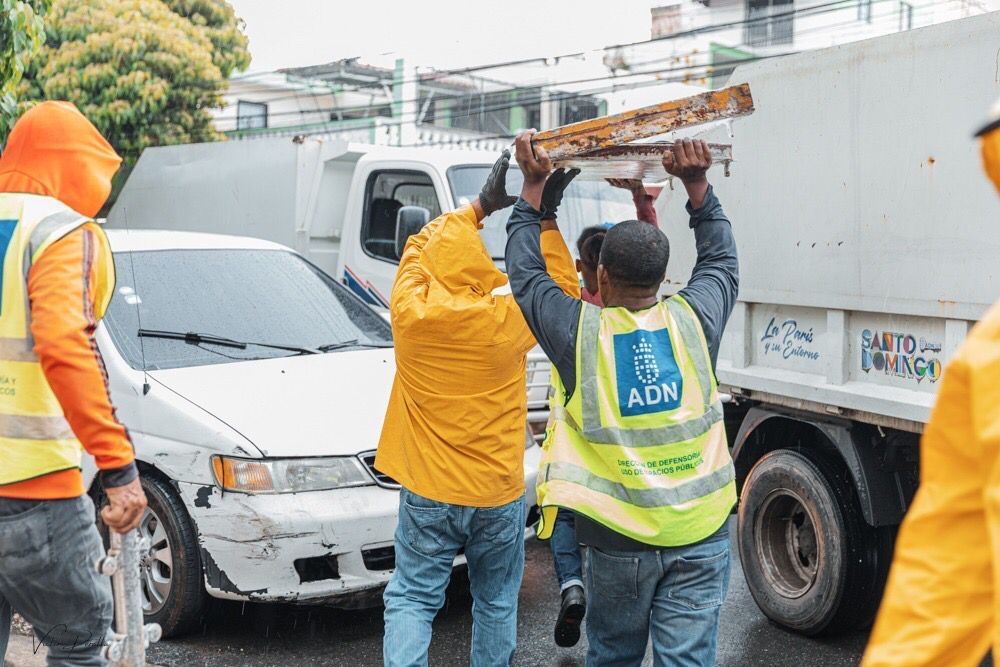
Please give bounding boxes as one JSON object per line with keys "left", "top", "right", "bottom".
{"left": 148, "top": 349, "right": 395, "bottom": 457}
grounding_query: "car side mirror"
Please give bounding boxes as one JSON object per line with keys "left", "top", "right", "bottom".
{"left": 395, "top": 206, "right": 431, "bottom": 259}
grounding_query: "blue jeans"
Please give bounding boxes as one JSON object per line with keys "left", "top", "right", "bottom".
{"left": 550, "top": 509, "right": 583, "bottom": 591}
{"left": 383, "top": 488, "right": 526, "bottom": 667}
{"left": 585, "top": 523, "right": 731, "bottom": 667}
{"left": 0, "top": 495, "right": 113, "bottom": 667}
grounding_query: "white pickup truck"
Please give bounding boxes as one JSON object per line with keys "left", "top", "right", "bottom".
{"left": 108, "top": 141, "right": 638, "bottom": 433}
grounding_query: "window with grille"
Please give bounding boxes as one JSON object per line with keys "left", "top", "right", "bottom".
{"left": 857, "top": 0, "right": 872, "bottom": 23}
{"left": 899, "top": 1, "right": 913, "bottom": 30}
{"left": 744, "top": 0, "right": 794, "bottom": 47}
{"left": 236, "top": 101, "right": 268, "bottom": 130}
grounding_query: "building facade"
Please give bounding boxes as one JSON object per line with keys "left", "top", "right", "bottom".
{"left": 212, "top": 1, "right": 994, "bottom": 147}
{"left": 211, "top": 57, "right": 607, "bottom": 148}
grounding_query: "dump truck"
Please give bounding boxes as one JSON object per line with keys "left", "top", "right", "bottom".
{"left": 653, "top": 11, "right": 1000, "bottom": 636}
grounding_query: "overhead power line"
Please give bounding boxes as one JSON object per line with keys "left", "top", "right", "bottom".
{"left": 214, "top": 0, "right": 915, "bottom": 115}
{"left": 218, "top": 0, "right": 961, "bottom": 147}
{"left": 215, "top": 52, "right": 786, "bottom": 129}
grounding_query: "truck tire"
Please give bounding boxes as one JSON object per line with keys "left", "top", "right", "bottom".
{"left": 737, "top": 448, "right": 893, "bottom": 636}
{"left": 96, "top": 474, "right": 206, "bottom": 637}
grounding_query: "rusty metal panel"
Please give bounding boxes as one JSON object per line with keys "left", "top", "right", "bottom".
{"left": 555, "top": 142, "right": 733, "bottom": 181}
{"left": 531, "top": 83, "right": 754, "bottom": 161}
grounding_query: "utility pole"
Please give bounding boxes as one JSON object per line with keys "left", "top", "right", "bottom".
{"left": 540, "top": 89, "right": 561, "bottom": 131}
{"left": 393, "top": 58, "right": 418, "bottom": 146}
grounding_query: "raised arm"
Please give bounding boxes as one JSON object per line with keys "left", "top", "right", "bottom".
{"left": 505, "top": 133, "right": 582, "bottom": 387}
{"left": 539, "top": 167, "right": 583, "bottom": 299}
{"left": 667, "top": 139, "right": 739, "bottom": 368}
{"left": 608, "top": 178, "right": 658, "bottom": 227}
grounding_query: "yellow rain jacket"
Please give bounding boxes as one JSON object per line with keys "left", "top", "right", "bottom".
{"left": 375, "top": 205, "right": 579, "bottom": 507}
{"left": 862, "top": 126, "right": 1000, "bottom": 666}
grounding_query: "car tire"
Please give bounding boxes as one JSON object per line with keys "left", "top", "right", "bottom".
{"left": 737, "top": 448, "right": 894, "bottom": 636}
{"left": 96, "top": 473, "right": 206, "bottom": 638}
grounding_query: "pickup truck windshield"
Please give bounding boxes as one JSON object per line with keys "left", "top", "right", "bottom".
{"left": 447, "top": 165, "right": 637, "bottom": 263}
{"left": 103, "top": 249, "right": 393, "bottom": 370}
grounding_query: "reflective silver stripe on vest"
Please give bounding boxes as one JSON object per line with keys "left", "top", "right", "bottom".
{"left": 664, "top": 296, "right": 714, "bottom": 406}
{"left": 0, "top": 414, "right": 75, "bottom": 440}
{"left": 544, "top": 460, "right": 735, "bottom": 508}
{"left": 0, "top": 337, "right": 36, "bottom": 362}
{"left": 17, "top": 211, "right": 88, "bottom": 345}
{"left": 25, "top": 211, "right": 89, "bottom": 273}
{"left": 578, "top": 302, "right": 723, "bottom": 447}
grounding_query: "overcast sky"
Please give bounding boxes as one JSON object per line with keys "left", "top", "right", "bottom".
{"left": 227, "top": 0, "right": 656, "bottom": 73}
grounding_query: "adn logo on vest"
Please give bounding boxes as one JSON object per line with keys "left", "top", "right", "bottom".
{"left": 613, "top": 328, "right": 684, "bottom": 417}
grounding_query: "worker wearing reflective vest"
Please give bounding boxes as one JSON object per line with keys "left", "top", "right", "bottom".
{"left": 860, "top": 102, "right": 1000, "bottom": 667}
{"left": 507, "top": 133, "right": 739, "bottom": 667}
{"left": 0, "top": 102, "right": 147, "bottom": 666}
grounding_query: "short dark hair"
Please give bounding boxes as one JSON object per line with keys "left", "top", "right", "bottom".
{"left": 579, "top": 231, "right": 605, "bottom": 270}
{"left": 576, "top": 225, "right": 607, "bottom": 255}
{"left": 599, "top": 220, "right": 670, "bottom": 290}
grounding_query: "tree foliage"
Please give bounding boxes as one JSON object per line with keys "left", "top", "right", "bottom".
{"left": 17, "top": 0, "right": 250, "bottom": 161}
{"left": 0, "top": 0, "right": 50, "bottom": 136}
{"left": 163, "top": 0, "right": 250, "bottom": 78}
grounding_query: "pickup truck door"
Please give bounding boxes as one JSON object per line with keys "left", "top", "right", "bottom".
{"left": 337, "top": 161, "right": 448, "bottom": 308}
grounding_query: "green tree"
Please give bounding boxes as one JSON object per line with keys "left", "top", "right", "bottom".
{"left": 18, "top": 0, "right": 250, "bottom": 161}
{"left": 163, "top": 0, "right": 250, "bottom": 78}
{"left": 0, "top": 0, "right": 50, "bottom": 137}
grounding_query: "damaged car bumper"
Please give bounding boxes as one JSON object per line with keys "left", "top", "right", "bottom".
{"left": 176, "top": 481, "right": 401, "bottom": 606}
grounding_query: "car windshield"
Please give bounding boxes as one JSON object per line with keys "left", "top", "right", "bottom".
{"left": 103, "top": 249, "right": 393, "bottom": 370}
{"left": 447, "top": 165, "right": 637, "bottom": 264}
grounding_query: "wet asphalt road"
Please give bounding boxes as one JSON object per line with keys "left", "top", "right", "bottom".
{"left": 147, "top": 520, "right": 868, "bottom": 666}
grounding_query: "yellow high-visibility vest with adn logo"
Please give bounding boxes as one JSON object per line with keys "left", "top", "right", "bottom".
{"left": 536, "top": 296, "right": 736, "bottom": 547}
{"left": 0, "top": 194, "right": 115, "bottom": 486}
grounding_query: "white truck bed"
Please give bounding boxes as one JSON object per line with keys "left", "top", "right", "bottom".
{"left": 655, "top": 13, "right": 1000, "bottom": 429}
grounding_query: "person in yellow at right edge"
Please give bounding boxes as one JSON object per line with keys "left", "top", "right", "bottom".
{"left": 861, "top": 99, "right": 1000, "bottom": 667}
{"left": 375, "top": 150, "right": 581, "bottom": 667}
{"left": 0, "top": 101, "right": 147, "bottom": 666}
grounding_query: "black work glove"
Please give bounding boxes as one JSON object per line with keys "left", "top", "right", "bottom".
{"left": 478, "top": 149, "right": 518, "bottom": 216}
{"left": 540, "top": 168, "right": 580, "bottom": 220}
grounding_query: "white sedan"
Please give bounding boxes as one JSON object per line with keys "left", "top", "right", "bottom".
{"left": 83, "top": 229, "right": 543, "bottom": 636}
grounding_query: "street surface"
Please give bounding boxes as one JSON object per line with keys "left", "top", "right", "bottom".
{"left": 145, "top": 520, "right": 869, "bottom": 666}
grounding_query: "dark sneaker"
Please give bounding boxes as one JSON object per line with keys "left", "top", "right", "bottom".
{"left": 555, "top": 584, "right": 586, "bottom": 648}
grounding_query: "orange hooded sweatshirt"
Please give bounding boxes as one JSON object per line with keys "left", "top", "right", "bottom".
{"left": 375, "top": 205, "right": 579, "bottom": 507}
{"left": 0, "top": 101, "right": 134, "bottom": 499}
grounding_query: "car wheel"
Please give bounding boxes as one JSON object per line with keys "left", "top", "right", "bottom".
{"left": 96, "top": 473, "right": 206, "bottom": 637}
{"left": 737, "top": 448, "right": 893, "bottom": 636}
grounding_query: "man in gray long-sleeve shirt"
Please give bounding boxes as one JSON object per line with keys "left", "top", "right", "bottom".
{"left": 505, "top": 133, "right": 738, "bottom": 667}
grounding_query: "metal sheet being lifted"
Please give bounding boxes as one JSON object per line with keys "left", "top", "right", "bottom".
{"left": 554, "top": 142, "right": 733, "bottom": 181}
{"left": 531, "top": 83, "right": 754, "bottom": 161}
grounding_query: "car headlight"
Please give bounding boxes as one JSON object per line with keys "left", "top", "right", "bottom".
{"left": 211, "top": 455, "right": 374, "bottom": 494}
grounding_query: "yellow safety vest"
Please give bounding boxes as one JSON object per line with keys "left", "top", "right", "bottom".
{"left": 536, "top": 296, "right": 736, "bottom": 547}
{"left": 0, "top": 194, "right": 115, "bottom": 486}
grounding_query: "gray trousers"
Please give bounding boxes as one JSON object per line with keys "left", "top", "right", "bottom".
{"left": 0, "top": 495, "right": 112, "bottom": 666}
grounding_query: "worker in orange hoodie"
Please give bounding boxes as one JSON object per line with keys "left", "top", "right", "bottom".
{"left": 860, "top": 99, "right": 1000, "bottom": 666}
{"left": 376, "top": 150, "right": 580, "bottom": 666}
{"left": 0, "top": 101, "right": 147, "bottom": 666}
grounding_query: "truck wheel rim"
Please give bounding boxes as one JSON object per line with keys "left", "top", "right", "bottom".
{"left": 754, "top": 489, "right": 819, "bottom": 599}
{"left": 138, "top": 507, "right": 172, "bottom": 614}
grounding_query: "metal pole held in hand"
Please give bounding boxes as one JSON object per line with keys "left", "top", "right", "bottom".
{"left": 95, "top": 529, "right": 162, "bottom": 666}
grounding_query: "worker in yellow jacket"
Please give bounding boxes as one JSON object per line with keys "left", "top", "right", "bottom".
{"left": 861, "top": 99, "right": 1000, "bottom": 666}
{"left": 375, "top": 150, "right": 580, "bottom": 666}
